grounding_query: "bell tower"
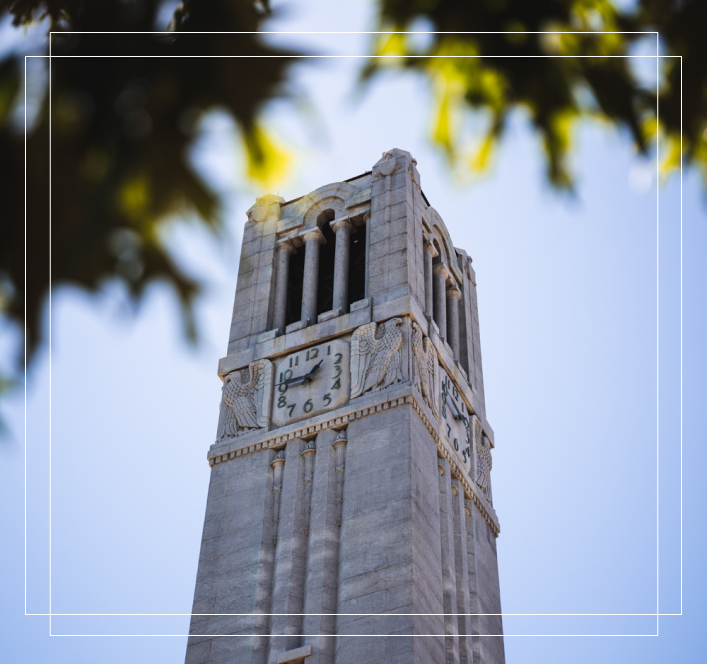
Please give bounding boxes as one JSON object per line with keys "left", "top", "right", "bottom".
{"left": 185, "top": 149, "right": 505, "bottom": 664}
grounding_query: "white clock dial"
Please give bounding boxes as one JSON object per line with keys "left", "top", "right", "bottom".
{"left": 272, "top": 339, "right": 350, "bottom": 427}
{"left": 440, "top": 370, "right": 472, "bottom": 474}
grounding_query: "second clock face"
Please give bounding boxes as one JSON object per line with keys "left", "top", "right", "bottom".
{"left": 440, "top": 369, "right": 472, "bottom": 474}
{"left": 271, "top": 339, "right": 350, "bottom": 427}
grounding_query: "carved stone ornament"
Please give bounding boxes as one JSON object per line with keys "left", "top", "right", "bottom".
{"left": 219, "top": 359, "right": 273, "bottom": 440}
{"left": 411, "top": 322, "right": 440, "bottom": 418}
{"left": 475, "top": 434, "right": 493, "bottom": 503}
{"left": 350, "top": 318, "right": 404, "bottom": 399}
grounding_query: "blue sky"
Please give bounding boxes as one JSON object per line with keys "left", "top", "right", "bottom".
{"left": 1, "top": 2, "right": 705, "bottom": 662}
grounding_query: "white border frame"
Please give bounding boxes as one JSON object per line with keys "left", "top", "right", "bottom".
{"left": 22, "top": 29, "right": 683, "bottom": 638}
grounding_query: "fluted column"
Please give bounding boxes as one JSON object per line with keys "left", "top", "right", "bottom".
{"left": 302, "top": 439, "right": 316, "bottom": 536}
{"left": 300, "top": 227, "right": 325, "bottom": 326}
{"left": 333, "top": 429, "right": 348, "bottom": 527}
{"left": 433, "top": 263, "right": 449, "bottom": 340}
{"left": 273, "top": 240, "right": 295, "bottom": 333}
{"left": 270, "top": 450, "right": 285, "bottom": 546}
{"left": 424, "top": 238, "right": 438, "bottom": 318}
{"left": 330, "top": 216, "right": 353, "bottom": 314}
{"left": 446, "top": 284, "right": 462, "bottom": 362}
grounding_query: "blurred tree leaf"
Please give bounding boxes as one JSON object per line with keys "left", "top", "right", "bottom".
{"left": 366, "top": 0, "right": 700, "bottom": 188}
{"left": 0, "top": 0, "right": 302, "bottom": 368}
{"left": 0, "top": 0, "right": 701, "bottom": 402}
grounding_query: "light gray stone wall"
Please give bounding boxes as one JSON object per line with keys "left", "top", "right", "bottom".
{"left": 469, "top": 504, "right": 504, "bottom": 664}
{"left": 186, "top": 449, "right": 275, "bottom": 664}
{"left": 228, "top": 195, "right": 282, "bottom": 355}
{"left": 335, "top": 406, "right": 417, "bottom": 664}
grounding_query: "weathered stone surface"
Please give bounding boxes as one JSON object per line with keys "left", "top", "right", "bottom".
{"left": 186, "top": 151, "right": 503, "bottom": 664}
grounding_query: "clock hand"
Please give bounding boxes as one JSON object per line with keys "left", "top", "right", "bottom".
{"left": 303, "top": 360, "right": 323, "bottom": 382}
{"left": 445, "top": 394, "right": 468, "bottom": 424}
{"left": 277, "top": 360, "right": 323, "bottom": 387}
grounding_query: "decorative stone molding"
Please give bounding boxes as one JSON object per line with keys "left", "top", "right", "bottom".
{"left": 350, "top": 318, "right": 404, "bottom": 398}
{"left": 446, "top": 284, "right": 462, "bottom": 301}
{"left": 219, "top": 359, "right": 273, "bottom": 440}
{"left": 408, "top": 397, "right": 500, "bottom": 537}
{"left": 411, "top": 322, "right": 440, "bottom": 418}
{"left": 271, "top": 449, "right": 285, "bottom": 546}
{"left": 247, "top": 194, "right": 284, "bottom": 223}
{"left": 207, "top": 389, "right": 500, "bottom": 536}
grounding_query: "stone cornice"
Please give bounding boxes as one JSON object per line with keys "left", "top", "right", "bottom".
{"left": 206, "top": 385, "right": 500, "bottom": 537}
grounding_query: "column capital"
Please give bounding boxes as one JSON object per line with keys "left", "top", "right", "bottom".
{"left": 276, "top": 239, "right": 296, "bottom": 254}
{"left": 424, "top": 239, "right": 439, "bottom": 257}
{"left": 433, "top": 263, "right": 449, "bottom": 278}
{"left": 330, "top": 216, "right": 353, "bottom": 233}
{"left": 299, "top": 226, "right": 326, "bottom": 245}
{"left": 446, "top": 284, "right": 462, "bottom": 300}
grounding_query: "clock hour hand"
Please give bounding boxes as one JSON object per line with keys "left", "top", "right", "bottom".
{"left": 278, "top": 360, "right": 323, "bottom": 387}
{"left": 445, "top": 394, "right": 468, "bottom": 424}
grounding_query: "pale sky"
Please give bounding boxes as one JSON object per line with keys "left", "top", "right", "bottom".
{"left": 1, "top": 2, "right": 704, "bottom": 663}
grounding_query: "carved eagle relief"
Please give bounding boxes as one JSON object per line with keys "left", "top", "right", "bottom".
{"left": 411, "top": 322, "right": 440, "bottom": 418}
{"left": 350, "top": 318, "right": 404, "bottom": 398}
{"left": 475, "top": 435, "right": 493, "bottom": 502}
{"left": 220, "top": 359, "right": 273, "bottom": 439}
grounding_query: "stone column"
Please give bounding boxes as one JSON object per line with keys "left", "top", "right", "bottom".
{"left": 330, "top": 216, "right": 353, "bottom": 315}
{"left": 273, "top": 240, "right": 295, "bottom": 334}
{"left": 300, "top": 228, "right": 325, "bottom": 326}
{"left": 433, "top": 264, "right": 449, "bottom": 340}
{"left": 438, "top": 461, "right": 460, "bottom": 664}
{"left": 446, "top": 284, "right": 462, "bottom": 362}
{"left": 424, "top": 238, "right": 438, "bottom": 319}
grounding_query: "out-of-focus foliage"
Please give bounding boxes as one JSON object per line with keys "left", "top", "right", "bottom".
{"left": 0, "top": 0, "right": 701, "bottom": 397}
{"left": 367, "top": 0, "right": 701, "bottom": 188}
{"left": 0, "top": 0, "right": 301, "bottom": 368}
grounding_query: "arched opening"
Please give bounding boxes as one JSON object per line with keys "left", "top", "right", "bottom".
{"left": 348, "top": 223, "right": 366, "bottom": 306}
{"left": 285, "top": 247, "right": 305, "bottom": 327}
{"left": 316, "top": 209, "right": 337, "bottom": 317}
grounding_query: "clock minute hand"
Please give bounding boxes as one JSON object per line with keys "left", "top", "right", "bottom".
{"left": 302, "top": 360, "right": 323, "bottom": 383}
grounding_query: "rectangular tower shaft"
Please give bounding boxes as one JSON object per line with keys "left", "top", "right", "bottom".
{"left": 185, "top": 149, "right": 504, "bottom": 664}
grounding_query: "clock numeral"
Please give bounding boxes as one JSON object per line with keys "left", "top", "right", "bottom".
{"left": 453, "top": 438, "right": 459, "bottom": 451}
{"left": 453, "top": 385, "right": 459, "bottom": 399}
{"left": 278, "top": 382, "right": 287, "bottom": 394}
{"left": 334, "top": 353, "right": 342, "bottom": 364}
{"left": 277, "top": 395, "right": 287, "bottom": 408}
{"left": 442, "top": 406, "right": 447, "bottom": 419}
{"left": 332, "top": 365, "right": 342, "bottom": 378}
{"left": 462, "top": 448, "right": 468, "bottom": 463}
{"left": 306, "top": 348, "right": 319, "bottom": 361}
{"left": 287, "top": 403, "right": 296, "bottom": 417}
{"left": 303, "top": 399, "right": 314, "bottom": 413}
{"left": 331, "top": 378, "right": 341, "bottom": 390}
{"left": 284, "top": 368, "right": 293, "bottom": 381}
{"left": 289, "top": 356, "right": 299, "bottom": 368}
{"left": 327, "top": 345, "right": 331, "bottom": 355}
{"left": 323, "top": 393, "right": 332, "bottom": 406}
{"left": 446, "top": 424, "right": 451, "bottom": 438}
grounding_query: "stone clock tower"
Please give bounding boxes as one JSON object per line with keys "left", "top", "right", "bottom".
{"left": 185, "top": 149, "right": 504, "bottom": 664}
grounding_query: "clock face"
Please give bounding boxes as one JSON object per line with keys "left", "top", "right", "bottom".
{"left": 271, "top": 339, "right": 350, "bottom": 427}
{"left": 440, "top": 369, "right": 472, "bottom": 474}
